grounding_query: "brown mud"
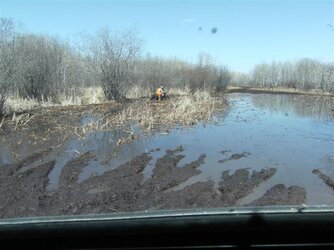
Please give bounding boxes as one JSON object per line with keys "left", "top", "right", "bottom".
{"left": 219, "top": 151, "right": 251, "bottom": 164}
{"left": 1, "top": 94, "right": 322, "bottom": 219}
{"left": 0, "top": 145, "right": 307, "bottom": 219}
{"left": 312, "top": 169, "right": 334, "bottom": 190}
{"left": 0, "top": 96, "right": 226, "bottom": 163}
{"left": 248, "top": 184, "right": 306, "bottom": 206}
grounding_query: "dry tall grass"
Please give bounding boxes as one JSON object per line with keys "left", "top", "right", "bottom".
{"left": 4, "top": 87, "right": 105, "bottom": 114}
{"left": 4, "top": 86, "right": 193, "bottom": 115}
{"left": 3, "top": 87, "right": 226, "bottom": 136}
{"left": 5, "top": 96, "right": 54, "bottom": 114}
{"left": 117, "top": 90, "right": 225, "bottom": 130}
{"left": 1, "top": 89, "right": 226, "bottom": 146}
{"left": 125, "top": 85, "right": 191, "bottom": 99}
{"left": 168, "top": 86, "right": 190, "bottom": 96}
{"left": 56, "top": 85, "right": 193, "bottom": 108}
{"left": 79, "top": 87, "right": 105, "bottom": 104}
{"left": 125, "top": 85, "right": 151, "bottom": 99}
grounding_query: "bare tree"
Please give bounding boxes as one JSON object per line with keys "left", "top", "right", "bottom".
{"left": 214, "top": 66, "right": 231, "bottom": 91}
{"left": 188, "top": 53, "right": 231, "bottom": 92}
{"left": 250, "top": 63, "right": 269, "bottom": 87}
{"left": 133, "top": 56, "right": 191, "bottom": 91}
{"left": 88, "top": 28, "right": 141, "bottom": 100}
{"left": 15, "top": 34, "right": 67, "bottom": 101}
{"left": 231, "top": 71, "right": 250, "bottom": 86}
{"left": 295, "top": 58, "right": 315, "bottom": 90}
{"left": 324, "top": 63, "right": 334, "bottom": 92}
{"left": 58, "top": 48, "right": 97, "bottom": 97}
{"left": 0, "top": 18, "right": 16, "bottom": 116}
{"left": 279, "top": 61, "right": 296, "bottom": 88}
{"left": 249, "top": 58, "right": 334, "bottom": 92}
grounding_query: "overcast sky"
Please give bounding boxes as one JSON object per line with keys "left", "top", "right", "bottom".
{"left": 1, "top": 0, "right": 333, "bottom": 72}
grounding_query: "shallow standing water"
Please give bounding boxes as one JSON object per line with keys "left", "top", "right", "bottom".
{"left": 77, "top": 93, "right": 334, "bottom": 205}
{"left": 1, "top": 93, "right": 334, "bottom": 206}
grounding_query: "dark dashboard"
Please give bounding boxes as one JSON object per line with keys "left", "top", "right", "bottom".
{"left": 1, "top": 207, "right": 334, "bottom": 249}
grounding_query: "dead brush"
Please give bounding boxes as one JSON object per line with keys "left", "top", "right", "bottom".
{"left": 12, "top": 112, "right": 38, "bottom": 131}
{"left": 112, "top": 106, "right": 133, "bottom": 125}
{"left": 167, "top": 86, "right": 190, "bottom": 96}
{"left": 0, "top": 116, "right": 4, "bottom": 129}
{"left": 79, "top": 115, "right": 113, "bottom": 135}
{"left": 126, "top": 85, "right": 151, "bottom": 99}
{"left": 136, "top": 105, "right": 156, "bottom": 130}
{"left": 114, "top": 90, "right": 224, "bottom": 130}
{"left": 70, "top": 113, "right": 138, "bottom": 145}
{"left": 167, "top": 93, "right": 216, "bottom": 126}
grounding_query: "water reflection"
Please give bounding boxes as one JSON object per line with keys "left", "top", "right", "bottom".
{"left": 251, "top": 94, "right": 334, "bottom": 121}
{"left": 2, "top": 93, "right": 334, "bottom": 206}
{"left": 0, "top": 142, "right": 12, "bottom": 166}
{"left": 46, "top": 122, "right": 163, "bottom": 189}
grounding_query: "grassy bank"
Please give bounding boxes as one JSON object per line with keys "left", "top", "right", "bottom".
{"left": 3, "top": 86, "right": 194, "bottom": 115}
{"left": 0, "top": 89, "right": 227, "bottom": 140}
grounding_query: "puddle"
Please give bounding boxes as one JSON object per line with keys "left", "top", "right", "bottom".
{"left": 1, "top": 93, "right": 334, "bottom": 206}
{"left": 82, "top": 93, "right": 333, "bottom": 205}
{"left": 47, "top": 127, "right": 136, "bottom": 190}
{"left": 0, "top": 142, "right": 13, "bottom": 166}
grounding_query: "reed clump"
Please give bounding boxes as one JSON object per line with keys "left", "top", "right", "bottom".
{"left": 116, "top": 90, "right": 226, "bottom": 130}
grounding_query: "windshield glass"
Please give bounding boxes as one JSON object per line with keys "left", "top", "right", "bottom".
{"left": 0, "top": 0, "right": 333, "bottom": 220}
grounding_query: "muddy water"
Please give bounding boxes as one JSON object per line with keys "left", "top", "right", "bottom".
{"left": 141, "top": 93, "right": 334, "bottom": 206}
{"left": 77, "top": 93, "right": 333, "bottom": 205}
{"left": 1, "top": 93, "right": 334, "bottom": 206}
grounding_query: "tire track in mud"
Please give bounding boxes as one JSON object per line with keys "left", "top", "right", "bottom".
{"left": 312, "top": 169, "right": 334, "bottom": 190}
{"left": 0, "top": 147, "right": 306, "bottom": 219}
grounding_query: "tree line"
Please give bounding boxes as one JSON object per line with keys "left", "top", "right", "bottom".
{"left": 0, "top": 18, "right": 231, "bottom": 116}
{"left": 1, "top": 17, "right": 333, "bottom": 117}
{"left": 249, "top": 59, "right": 334, "bottom": 92}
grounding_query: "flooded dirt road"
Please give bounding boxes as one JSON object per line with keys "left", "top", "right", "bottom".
{"left": 0, "top": 93, "right": 333, "bottom": 218}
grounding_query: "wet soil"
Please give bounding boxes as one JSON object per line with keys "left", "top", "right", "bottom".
{"left": 219, "top": 152, "right": 251, "bottom": 164}
{"left": 0, "top": 160, "right": 55, "bottom": 218}
{"left": 1, "top": 92, "right": 332, "bottom": 218}
{"left": 219, "top": 168, "right": 277, "bottom": 205}
{"left": 0, "top": 96, "right": 226, "bottom": 164}
{"left": 248, "top": 184, "right": 306, "bottom": 206}
{"left": 0, "top": 145, "right": 307, "bottom": 219}
{"left": 0, "top": 101, "right": 123, "bottom": 166}
{"left": 312, "top": 169, "right": 334, "bottom": 190}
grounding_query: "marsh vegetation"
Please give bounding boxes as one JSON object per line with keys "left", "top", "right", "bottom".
{"left": 0, "top": 17, "right": 334, "bottom": 219}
